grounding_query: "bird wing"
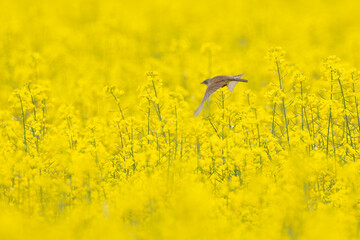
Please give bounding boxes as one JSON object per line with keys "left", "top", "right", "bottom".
{"left": 227, "top": 81, "right": 238, "bottom": 93}
{"left": 227, "top": 74, "right": 248, "bottom": 92}
{"left": 193, "top": 83, "right": 223, "bottom": 117}
{"left": 193, "top": 101, "right": 205, "bottom": 117}
{"left": 204, "top": 82, "right": 224, "bottom": 100}
{"left": 210, "top": 75, "right": 231, "bottom": 82}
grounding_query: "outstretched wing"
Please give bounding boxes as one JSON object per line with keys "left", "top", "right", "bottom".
{"left": 204, "top": 83, "right": 223, "bottom": 101}
{"left": 193, "top": 84, "right": 223, "bottom": 117}
{"left": 227, "top": 81, "right": 238, "bottom": 93}
{"left": 227, "top": 74, "right": 247, "bottom": 92}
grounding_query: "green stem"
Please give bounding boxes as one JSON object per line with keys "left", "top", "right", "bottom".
{"left": 151, "top": 79, "right": 162, "bottom": 121}
{"left": 300, "top": 81, "right": 304, "bottom": 131}
{"left": 168, "top": 129, "right": 171, "bottom": 171}
{"left": 352, "top": 74, "right": 360, "bottom": 141}
{"left": 147, "top": 99, "right": 151, "bottom": 144}
{"left": 248, "top": 94, "right": 261, "bottom": 147}
{"left": 174, "top": 105, "right": 178, "bottom": 159}
{"left": 272, "top": 103, "right": 277, "bottom": 135}
{"left": 208, "top": 118, "right": 221, "bottom": 139}
{"left": 276, "top": 60, "right": 290, "bottom": 148}
{"left": 326, "top": 110, "right": 332, "bottom": 156}
{"left": 18, "top": 95, "right": 27, "bottom": 153}
{"left": 42, "top": 100, "right": 46, "bottom": 139}
{"left": 338, "top": 77, "right": 355, "bottom": 161}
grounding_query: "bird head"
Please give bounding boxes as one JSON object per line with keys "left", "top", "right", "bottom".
{"left": 201, "top": 79, "right": 210, "bottom": 85}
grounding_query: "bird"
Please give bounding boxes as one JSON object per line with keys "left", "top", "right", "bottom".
{"left": 193, "top": 74, "right": 248, "bottom": 117}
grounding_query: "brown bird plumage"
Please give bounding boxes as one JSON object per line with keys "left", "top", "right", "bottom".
{"left": 194, "top": 74, "right": 248, "bottom": 117}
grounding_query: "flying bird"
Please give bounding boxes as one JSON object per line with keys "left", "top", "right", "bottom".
{"left": 194, "top": 74, "right": 248, "bottom": 117}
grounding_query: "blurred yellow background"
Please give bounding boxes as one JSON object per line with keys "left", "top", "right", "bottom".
{"left": 1, "top": 0, "right": 360, "bottom": 239}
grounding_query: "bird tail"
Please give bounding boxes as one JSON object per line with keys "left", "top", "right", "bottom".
{"left": 233, "top": 74, "right": 245, "bottom": 79}
{"left": 232, "top": 74, "right": 248, "bottom": 82}
{"left": 194, "top": 100, "right": 205, "bottom": 117}
{"left": 232, "top": 79, "right": 248, "bottom": 82}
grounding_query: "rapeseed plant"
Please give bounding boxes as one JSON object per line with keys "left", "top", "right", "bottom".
{"left": 1, "top": 0, "right": 360, "bottom": 239}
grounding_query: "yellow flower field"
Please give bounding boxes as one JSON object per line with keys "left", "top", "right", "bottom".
{"left": 1, "top": 0, "right": 360, "bottom": 239}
